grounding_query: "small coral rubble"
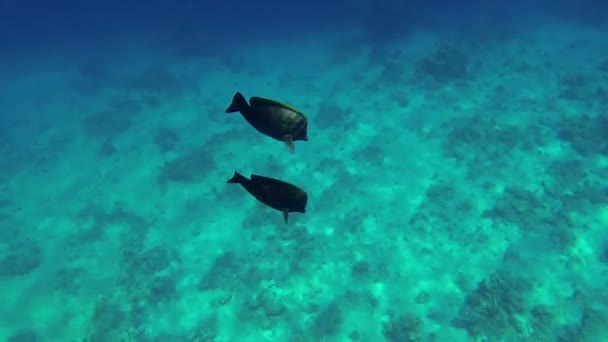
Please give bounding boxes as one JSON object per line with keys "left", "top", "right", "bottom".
{"left": 314, "top": 101, "right": 350, "bottom": 131}
{"left": 383, "top": 312, "right": 425, "bottom": 342}
{"left": 482, "top": 186, "right": 547, "bottom": 230}
{"left": 82, "top": 97, "right": 142, "bottom": 142}
{"left": 556, "top": 113, "right": 608, "bottom": 157}
{"left": 312, "top": 300, "right": 343, "bottom": 337}
{"left": 453, "top": 271, "right": 531, "bottom": 339}
{"left": 199, "top": 251, "right": 261, "bottom": 292}
{"left": 416, "top": 43, "right": 469, "bottom": 83}
{"left": 436, "top": 114, "right": 537, "bottom": 169}
{"left": 153, "top": 126, "right": 181, "bottom": 153}
{"left": 6, "top": 330, "right": 37, "bottom": 342}
{"left": 158, "top": 145, "right": 215, "bottom": 186}
{"left": 0, "top": 238, "right": 42, "bottom": 277}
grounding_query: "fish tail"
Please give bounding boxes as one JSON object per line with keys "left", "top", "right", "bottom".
{"left": 225, "top": 92, "right": 248, "bottom": 113}
{"left": 226, "top": 171, "right": 248, "bottom": 184}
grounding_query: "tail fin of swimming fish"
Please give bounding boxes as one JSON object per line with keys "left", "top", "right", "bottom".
{"left": 225, "top": 92, "right": 248, "bottom": 113}
{"left": 226, "top": 171, "right": 248, "bottom": 184}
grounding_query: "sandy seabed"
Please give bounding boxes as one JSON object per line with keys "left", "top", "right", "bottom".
{"left": 0, "top": 22, "right": 607, "bottom": 342}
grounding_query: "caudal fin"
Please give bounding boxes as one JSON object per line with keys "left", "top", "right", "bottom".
{"left": 225, "top": 92, "right": 248, "bottom": 113}
{"left": 227, "top": 171, "right": 248, "bottom": 184}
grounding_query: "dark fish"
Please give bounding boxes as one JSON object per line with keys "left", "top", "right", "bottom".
{"left": 227, "top": 171, "right": 307, "bottom": 223}
{"left": 225, "top": 91, "right": 308, "bottom": 152}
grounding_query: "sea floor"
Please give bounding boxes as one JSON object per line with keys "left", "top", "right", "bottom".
{"left": 1, "top": 22, "right": 607, "bottom": 341}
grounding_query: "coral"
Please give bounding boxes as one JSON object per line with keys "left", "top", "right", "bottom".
{"left": 435, "top": 114, "right": 539, "bottom": 176}
{"left": 546, "top": 159, "right": 587, "bottom": 189}
{"left": 0, "top": 239, "right": 42, "bottom": 277}
{"left": 188, "top": 314, "right": 218, "bottom": 342}
{"left": 107, "top": 98, "right": 142, "bottom": 116}
{"left": 544, "top": 158, "right": 607, "bottom": 218}
{"left": 352, "top": 144, "right": 386, "bottom": 166}
{"left": 82, "top": 110, "right": 132, "bottom": 141}
{"left": 82, "top": 97, "right": 142, "bottom": 141}
{"left": 548, "top": 224, "right": 578, "bottom": 252}
{"left": 314, "top": 101, "right": 350, "bottom": 131}
{"left": 153, "top": 126, "right": 181, "bottom": 153}
{"left": 88, "top": 296, "right": 128, "bottom": 341}
{"left": 287, "top": 227, "right": 320, "bottom": 274}
{"left": 482, "top": 186, "right": 547, "bottom": 231}
{"left": 416, "top": 43, "right": 469, "bottom": 83}
{"left": 199, "top": 251, "right": 238, "bottom": 291}
{"left": 415, "top": 291, "right": 431, "bottom": 305}
{"left": 354, "top": 1, "right": 426, "bottom": 42}
{"left": 600, "top": 240, "right": 608, "bottom": 264}
{"left": 557, "top": 72, "right": 589, "bottom": 101}
{"left": 121, "top": 245, "right": 179, "bottom": 305}
{"left": 98, "top": 139, "right": 116, "bottom": 156}
{"left": 556, "top": 325, "right": 582, "bottom": 342}
{"left": 90, "top": 204, "right": 177, "bottom": 305}
{"left": 312, "top": 300, "right": 343, "bottom": 337}
{"left": 199, "top": 251, "right": 261, "bottom": 291}
{"left": 53, "top": 266, "right": 86, "bottom": 295}
{"left": 6, "top": 330, "right": 37, "bottom": 342}
{"left": 351, "top": 261, "right": 370, "bottom": 279}
{"left": 383, "top": 312, "right": 424, "bottom": 342}
{"left": 236, "top": 287, "right": 289, "bottom": 333}
{"left": 149, "top": 275, "right": 178, "bottom": 302}
{"left": 555, "top": 71, "right": 608, "bottom": 106}
{"left": 252, "top": 288, "right": 286, "bottom": 318}
{"left": 556, "top": 113, "right": 608, "bottom": 156}
{"left": 599, "top": 59, "right": 608, "bottom": 73}
{"left": 157, "top": 145, "right": 215, "bottom": 186}
{"left": 335, "top": 206, "right": 369, "bottom": 236}
{"left": 127, "top": 66, "right": 181, "bottom": 96}
{"left": 528, "top": 305, "right": 559, "bottom": 340}
{"left": 580, "top": 308, "right": 607, "bottom": 339}
{"left": 131, "top": 246, "right": 174, "bottom": 275}
{"left": 349, "top": 258, "right": 386, "bottom": 284}
{"left": 453, "top": 271, "right": 531, "bottom": 339}
{"left": 72, "top": 202, "right": 153, "bottom": 250}
{"left": 409, "top": 181, "right": 474, "bottom": 241}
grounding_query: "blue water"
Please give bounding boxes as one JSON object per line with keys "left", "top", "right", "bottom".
{"left": 1, "top": 1, "right": 607, "bottom": 341}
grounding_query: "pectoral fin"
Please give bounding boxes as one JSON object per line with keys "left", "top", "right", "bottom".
{"left": 284, "top": 135, "right": 295, "bottom": 153}
{"left": 282, "top": 209, "right": 289, "bottom": 223}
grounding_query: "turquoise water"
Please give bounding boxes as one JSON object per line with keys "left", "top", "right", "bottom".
{"left": 1, "top": 3, "right": 607, "bottom": 341}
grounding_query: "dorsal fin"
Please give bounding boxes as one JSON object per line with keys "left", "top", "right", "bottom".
{"left": 249, "top": 96, "right": 305, "bottom": 115}
{"left": 250, "top": 174, "right": 275, "bottom": 183}
{"left": 251, "top": 174, "right": 292, "bottom": 189}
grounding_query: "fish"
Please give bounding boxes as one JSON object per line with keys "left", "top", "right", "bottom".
{"left": 225, "top": 91, "right": 308, "bottom": 152}
{"left": 227, "top": 171, "right": 307, "bottom": 223}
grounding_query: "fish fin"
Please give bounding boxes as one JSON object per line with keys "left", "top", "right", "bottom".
{"left": 250, "top": 174, "right": 275, "bottom": 183}
{"left": 251, "top": 174, "right": 293, "bottom": 188}
{"left": 282, "top": 209, "right": 289, "bottom": 223}
{"left": 250, "top": 96, "right": 305, "bottom": 115}
{"left": 285, "top": 135, "right": 295, "bottom": 153}
{"left": 225, "top": 92, "right": 248, "bottom": 113}
{"left": 226, "top": 171, "right": 247, "bottom": 184}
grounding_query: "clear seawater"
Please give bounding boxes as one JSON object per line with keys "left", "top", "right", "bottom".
{"left": 1, "top": 1, "right": 607, "bottom": 341}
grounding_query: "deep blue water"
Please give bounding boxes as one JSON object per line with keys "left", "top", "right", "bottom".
{"left": 2, "top": 0, "right": 606, "bottom": 63}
